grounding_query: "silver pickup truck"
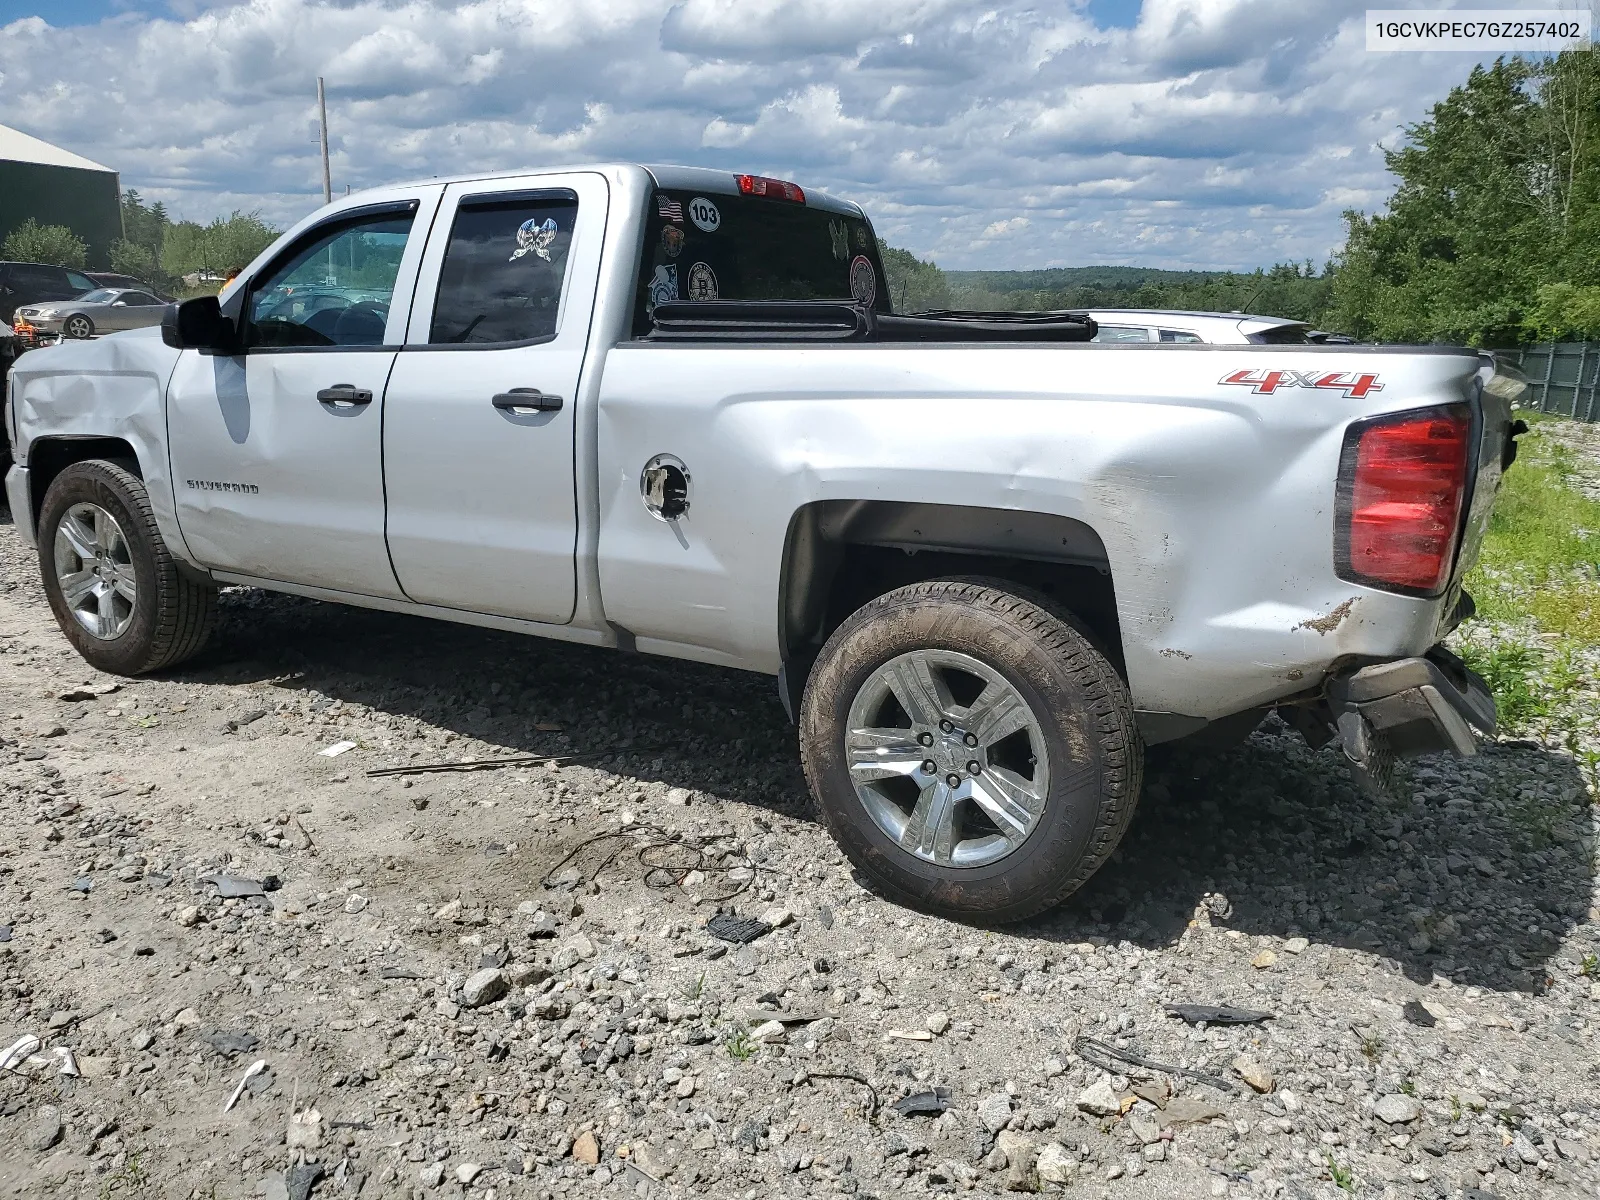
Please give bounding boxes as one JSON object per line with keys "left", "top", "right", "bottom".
{"left": 4, "top": 163, "right": 1521, "bottom": 922}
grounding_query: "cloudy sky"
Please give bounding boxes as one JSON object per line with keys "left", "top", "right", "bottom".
{"left": 0, "top": 0, "right": 1555, "bottom": 270}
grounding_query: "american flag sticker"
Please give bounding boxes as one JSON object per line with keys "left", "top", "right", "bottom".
{"left": 657, "top": 194, "right": 683, "bottom": 222}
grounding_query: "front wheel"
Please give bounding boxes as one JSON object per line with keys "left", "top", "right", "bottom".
{"left": 63, "top": 314, "right": 94, "bottom": 339}
{"left": 799, "top": 578, "right": 1142, "bottom": 923}
{"left": 38, "top": 459, "right": 217, "bottom": 675}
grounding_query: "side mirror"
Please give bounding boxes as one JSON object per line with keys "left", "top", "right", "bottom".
{"left": 161, "top": 296, "right": 237, "bottom": 353}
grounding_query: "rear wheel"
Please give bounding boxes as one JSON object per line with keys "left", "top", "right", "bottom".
{"left": 63, "top": 314, "right": 94, "bottom": 339}
{"left": 799, "top": 578, "right": 1142, "bottom": 923}
{"left": 38, "top": 460, "right": 217, "bottom": 675}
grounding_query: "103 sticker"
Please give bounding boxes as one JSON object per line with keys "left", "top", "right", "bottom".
{"left": 688, "top": 197, "right": 721, "bottom": 233}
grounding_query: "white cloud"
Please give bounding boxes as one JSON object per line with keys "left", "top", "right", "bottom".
{"left": 0, "top": 0, "right": 1506, "bottom": 270}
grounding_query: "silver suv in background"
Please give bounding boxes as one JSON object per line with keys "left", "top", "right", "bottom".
{"left": 1090, "top": 309, "right": 1322, "bottom": 344}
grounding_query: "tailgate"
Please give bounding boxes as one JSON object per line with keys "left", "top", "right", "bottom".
{"left": 1450, "top": 354, "right": 1526, "bottom": 588}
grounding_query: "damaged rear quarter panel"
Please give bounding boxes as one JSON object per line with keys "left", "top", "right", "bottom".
{"left": 594, "top": 343, "right": 1477, "bottom": 716}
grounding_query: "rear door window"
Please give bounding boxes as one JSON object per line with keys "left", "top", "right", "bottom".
{"left": 428, "top": 193, "right": 579, "bottom": 345}
{"left": 65, "top": 270, "right": 96, "bottom": 292}
{"left": 11, "top": 265, "right": 70, "bottom": 300}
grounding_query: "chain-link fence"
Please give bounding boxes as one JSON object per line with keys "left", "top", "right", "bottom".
{"left": 1499, "top": 343, "right": 1600, "bottom": 422}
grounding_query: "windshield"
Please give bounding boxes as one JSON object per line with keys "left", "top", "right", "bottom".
{"left": 79, "top": 289, "right": 117, "bottom": 304}
{"left": 633, "top": 185, "right": 887, "bottom": 335}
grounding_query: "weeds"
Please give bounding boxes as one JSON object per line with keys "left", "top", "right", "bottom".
{"left": 723, "top": 1027, "right": 756, "bottom": 1061}
{"left": 1449, "top": 1094, "right": 1463, "bottom": 1122}
{"left": 1324, "top": 1151, "right": 1355, "bottom": 1193}
{"left": 1361, "top": 1032, "right": 1384, "bottom": 1062}
{"left": 684, "top": 971, "right": 706, "bottom": 1001}
{"left": 1581, "top": 953, "right": 1599, "bottom": 979}
{"left": 1400, "top": 1079, "right": 1417, "bottom": 1097}
{"left": 98, "top": 1152, "right": 147, "bottom": 1197}
{"left": 1458, "top": 641, "right": 1551, "bottom": 726}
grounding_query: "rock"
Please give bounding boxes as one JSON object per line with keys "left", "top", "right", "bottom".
{"left": 1251, "top": 949, "right": 1278, "bottom": 969}
{"left": 997, "top": 1130, "right": 1037, "bottom": 1164}
{"left": 631, "top": 1144, "right": 670, "bottom": 1180}
{"left": 286, "top": 1107, "right": 322, "bottom": 1150}
{"left": 26, "top": 1106, "right": 63, "bottom": 1152}
{"left": 176, "top": 905, "right": 201, "bottom": 927}
{"left": 978, "top": 1092, "right": 1014, "bottom": 1133}
{"left": 172, "top": 1007, "right": 200, "bottom": 1029}
{"left": 1128, "top": 1109, "right": 1161, "bottom": 1145}
{"left": 568, "top": 932, "right": 597, "bottom": 960}
{"left": 132, "top": 1031, "right": 155, "bottom": 1052}
{"left": 759, "top": 905, "right": 794, "bottom": 929}
{"left": 1283, "top": 936, "right": 1309, "bottom": 953}
{"left": 1512, "top": 1133, "right": 1540, "bottom": 1165}
{"left": 926, "top": 1010, "right": 950, "bottom": 1035}
{"left": 573, "top": 1130, "right": 600, "bottom": 1165}
{"left": 1076, "top": 1078, "right": 1121, "bottom": 1118}
{"left": 752, "top": 1019, "right": 788, "bottom": 1043}
{"left": 674, "top": 1075, "right": 696, "bottom": 1098}
{"left": 1232, "top": 1055, "right": 1273, "bottom": 1093}
{"left": 1373, "top": 1093, "right": 1423, "bottom": 1124}
{"left": 461, "top": 968, "right": 508, "bottom": 1008}
{"left": 1041, "top": 1056, "right": 1066, "bottom": 1079}
{"left": 418, "top": 1162, "right": 446, "bottom": 1187}
{"left": 284, "top": 1163, "right": 323, "bottom": 1200}
{"left": 434, "top": 899, "right": 462, "bottom": 922}
{"left": 1141, "top": 1140, "right": 1167, "bottom": 1162}
{"left": 343, "top": 894, "right": 367, "bottom": 914}
{"left": 455, "top": 1163, "right": 483, "bottom": 1184}
{"left": 1036, "top": 1142, "right": 1076, "bottom": 1184}
{"left": 1163, "top": 1097, "right": 1226, "bottom": 1126}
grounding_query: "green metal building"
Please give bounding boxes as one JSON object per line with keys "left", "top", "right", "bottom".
{"left": 0, "top": 123, "right": 121, "bottom": 268}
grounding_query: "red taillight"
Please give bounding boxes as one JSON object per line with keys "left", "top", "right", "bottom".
{"left": 1337, "top": 404, "right": 1473, "bottom": 595}
{"left": 736, "top": 174, "right": 805, "bottom": 203}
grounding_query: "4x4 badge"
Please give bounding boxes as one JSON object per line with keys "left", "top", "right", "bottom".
{"left": 1220, "top": 369, "right": 1383, "bottom": 398}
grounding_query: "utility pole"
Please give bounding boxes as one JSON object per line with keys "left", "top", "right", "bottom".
{"left": 317, "top": 77, "right": 332, "bottom": 204}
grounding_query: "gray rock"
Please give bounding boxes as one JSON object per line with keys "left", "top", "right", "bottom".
{"left": 460, "top": 967, "right": 508, "bottom": 1008}
{"left": 978, "top": 1092, "right": 1014, "bottom": 1133}
{"left": 1036, "top": 1141, "right": 1076, "bottom": 1184}
{"left": 419, "top": 1161, "right": 446, "bottom": 1187}
{"left": 26, "top": 1106, "right": 63, "bottom": 1152}
{"left": 1372, "top": 1093, "right": 1423, "bottom": 1125}
{"left": 1076, "top": 1078, "right": 1121, "bottom": 1118}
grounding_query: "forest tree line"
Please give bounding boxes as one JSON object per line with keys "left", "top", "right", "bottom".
{"left": 7, "top": 48, "right": 1596, "bottom": 344}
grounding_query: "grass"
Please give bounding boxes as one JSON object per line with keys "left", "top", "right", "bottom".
{"left": 1324, "top": 1151, "right": 1355, "bottom": 1193}
{"left": 723, "top": 1027, "right": 756, "bottom": 1061}
{"left": 1360, "top": 1032, "right": 1384, "bottom": 1062}
{"left": 1467, "top": 415, "right": 1600, "bottom": 647}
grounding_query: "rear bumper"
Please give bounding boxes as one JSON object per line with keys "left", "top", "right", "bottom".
{"left": 1328, "top": 645, "right": 1495, "bottom": 762}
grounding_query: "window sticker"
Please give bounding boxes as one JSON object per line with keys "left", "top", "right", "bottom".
{"left": 829, "top": 219, "right": 849, "bottom": 262}
{"left": 853, "top": 223, "right": 869, "bottom": 250}
{"left": 849, "top": 255, "right": 876, "bottom": 307}
{"left": 686, "top": 262, "right": 719, "bottom": 300}
{"left": 649, "top": 263, "right": 679, "bottom": 307}
{"left": 657, "top": 195, "right": 683, "bottom": 222}
{"left": 687, "top": 197, "right": 721, "bottom": 233}
{"left": 510, "top": 216, "right": 558, "bottom": 262}
{"left": 661, "top": 225, "right": 685, "bottom": 258}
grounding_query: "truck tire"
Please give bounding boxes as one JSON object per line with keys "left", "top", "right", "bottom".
{"left": 38, "top": 459, "right": 217, "bottom": 675}
{"left": 800, "top": 577, "right": 1142, "bottom": 923}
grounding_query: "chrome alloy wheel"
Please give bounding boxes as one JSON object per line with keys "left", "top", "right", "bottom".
{"left": 844, "top": 649, "right": 1051, "bottom": 868}
{"left": 54, "top": 503, "right": 137, "bottom": 640}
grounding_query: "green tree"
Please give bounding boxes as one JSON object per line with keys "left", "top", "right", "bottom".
{"left": 109, "top": 238, "right": 159, "bottom": 283}
{"left": 878, "top": 240, "right": 952, "bottom": 312}
{"left": 1, "top": 218, "right": 88, "bottom": 268}
{"left": 161, "top": 212, "right": 278, "bottom": 279}
{"left": 1329, "top": 51, "right": 1600, "bottom": 346}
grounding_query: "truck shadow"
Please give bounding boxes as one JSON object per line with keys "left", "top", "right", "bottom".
{"left": 189, "top": 588, "right": 1595, "bottom": 998}
{"left": 1053, "top": 723, "right": 1596, "bottom": 997}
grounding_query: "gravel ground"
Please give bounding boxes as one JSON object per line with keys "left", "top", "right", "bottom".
{"left": 0, "top": 507, "right": 1598, "bottom": 1200}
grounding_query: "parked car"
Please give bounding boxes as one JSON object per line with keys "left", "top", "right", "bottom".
{"left": 86, "top": 272, "right": 172, "bottom": 301}
{"left": 0, "top": 260, "right": 98, "bottom": 325}
{"left": 4, "top": 163, "right": 1519, "bottom": 922}
{"left": 1089, "top": 308, "right": 1316, "bottom": 344}
{"left": 13, "top": 287, "right": 169, "bottom": 341}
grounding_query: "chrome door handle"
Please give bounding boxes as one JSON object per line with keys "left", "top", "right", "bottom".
{"left": 317, "top": 384, "right": 373, "bottom": 408}
{"left": 492, "top": 388, "right": 563, "bottom": 414}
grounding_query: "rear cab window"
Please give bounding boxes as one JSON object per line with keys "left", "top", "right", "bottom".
{"left": 632, "top": 177, "right": 888, "bottom": 335}
{"left": 1157, "top": 328, "right": 1204, "bottom": 343}
{"left": 1092, "top": 325, "right": 1152, "bottom": 343}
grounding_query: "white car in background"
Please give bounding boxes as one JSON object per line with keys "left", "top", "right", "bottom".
{"left": 1088, "top": 309, "right": 1343, "bottom": 345}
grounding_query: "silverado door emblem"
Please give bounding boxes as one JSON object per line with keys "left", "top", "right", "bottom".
{"left": 1220, "top": 369, "right": 1383, "bottom": 398}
